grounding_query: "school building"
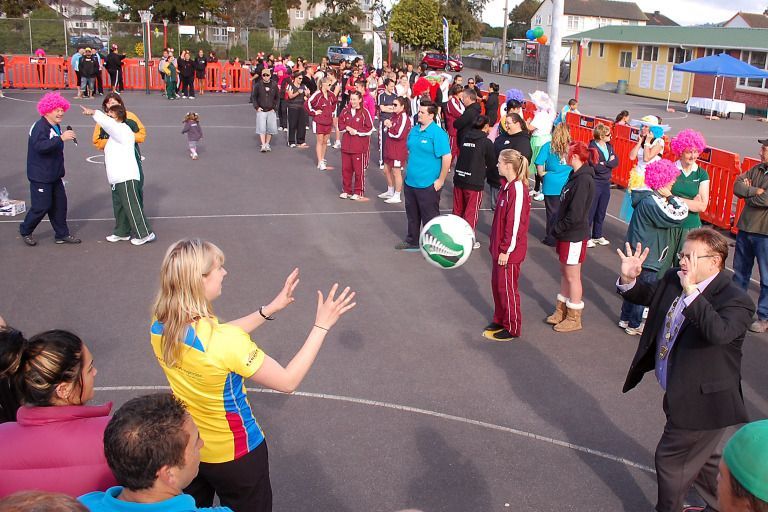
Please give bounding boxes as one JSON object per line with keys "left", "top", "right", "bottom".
{"left": 562, "top": 26, "right": 768, "bottom": 116}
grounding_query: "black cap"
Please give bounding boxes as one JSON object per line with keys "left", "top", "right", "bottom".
{"left": 760, "top": 138, "right": 768, "bottom": 146}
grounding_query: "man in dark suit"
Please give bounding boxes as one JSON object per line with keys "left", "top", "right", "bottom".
{"left": 617, "top": 227, "right": 754, "bottom": 512}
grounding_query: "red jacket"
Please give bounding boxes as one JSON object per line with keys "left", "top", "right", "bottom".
{"left": 445, "top": 97, "right": 464, "bottom": 136}
{"left": 0, "top": 403, "right": 116, "bottom": 497}
{"left": 306, "top": 90, "right": 336, "bottom": 127}
{"left": 490, "top": 180, "right": 530, "bottom": 264}
{"left": 338, "top": 105, "right": 373, "bottom": 154}
{"left": 384, "top": 111, "right": 411, "bottom": 162}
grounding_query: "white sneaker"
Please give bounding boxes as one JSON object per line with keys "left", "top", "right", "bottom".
{"left": 379, "top": 163, "right": 385, "bottom": 170}
{"left": 533, "top": 192, "right": 544, "bottom": 201}
{"left": 348, "top": 194, "right": 360, "bottom": 200}
{"left": 595, "top": 237, "right": 610, "bottom": 246}
{"left": 333, "top": 140, "right": 342, "bottom": 149}
{"left": 625, "top": 326, "right": 644, "bottom": 336}
{"left": 378, "top": 191, "right": 394, "bottom": 199}
{"left": 327, "top": 140, "right": 332, "bottom": 146}
{"left": 528, "top": 189, "right": 536, "bottom": 196}
{"left": 618, "top": 320, "right": 629, "bottom": 329}
{"left": 106, "top": 234, "right": 130, "bottom": 242}
{"left": 586, "top": 239, "right": 596, "bottom": 248}
{"left": 384, "top": 195, "right": 401, "bottom": 204}
{"left": 260, "top": 144, "right": 267, "bottom": 153}
{"left": 318, "top": 161, "right": 327, "bottom": 171}
{"left": 264, "top": 144, "right": 271, "bottom": 152}
{"left": 339, "top": 192, "right": 350, "bottom": 199}
{"left": 290, "top": 143, "right": 297, "bottom": 148}
{"left": 130, "top": 232, "right": 156, "bottom": 246}
{"left": 473, "top": 241, "right": 481, "bottom": 249}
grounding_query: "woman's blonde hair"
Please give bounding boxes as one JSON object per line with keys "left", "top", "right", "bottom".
{"left": 498, "top": 149, "right": 529, "bottom": 185}
{"left": 593, "top": 123, "right": 611, "bottom": 141}
{"left": 551, "top": 123, "right": 571, "bottom": 157}
{"left": 152, "top": 239, "right": 224, "bottom": 367}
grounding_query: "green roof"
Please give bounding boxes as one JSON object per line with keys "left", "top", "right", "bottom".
{"left": 562, "top": 26, "right": 768, "bottom": 51}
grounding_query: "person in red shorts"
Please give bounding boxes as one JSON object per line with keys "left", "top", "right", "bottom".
{"left": 483, "top": 149, "right": 531, "bottom": 341}
{"left": 379, "top": 96, "right": 412, "bottom": 204}
{"left": 338, "top": 91, "right": 374, "bottom": 201}
{"left": 307, "top": 76, "right": 336, "bottom": 171}
{"left": 444, "top": 84, "right": 465, "bottom": 166}
{"left": 452, "top": 115, "right": 495, "bottom": 248}
{"left": 546, "top": 141, "right": 597, "bottom": 333}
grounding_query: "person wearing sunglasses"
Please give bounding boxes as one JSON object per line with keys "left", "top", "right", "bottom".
{"left": 617, "top": 224, "right": 754, "bottom": 512}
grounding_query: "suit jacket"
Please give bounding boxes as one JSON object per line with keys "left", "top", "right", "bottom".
{"left": 621, "top": 269, "right": 754, "bottom": 430}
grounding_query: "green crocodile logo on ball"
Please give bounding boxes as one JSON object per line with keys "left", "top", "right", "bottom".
{"left": 422, "top": 224, "right": 465, "bottom": 268}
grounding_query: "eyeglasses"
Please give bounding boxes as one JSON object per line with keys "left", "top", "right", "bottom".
{"left": 262, "top": 74, "right": 271, "bottom": 77}
{"left": 677, "top": 253, "right": 716, "bottom": 262}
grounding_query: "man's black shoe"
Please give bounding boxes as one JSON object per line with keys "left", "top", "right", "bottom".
{"left": 55, "top": 235, "right": 82, "bottom": 244}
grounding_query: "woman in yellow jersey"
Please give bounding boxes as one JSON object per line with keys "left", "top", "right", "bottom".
{"left": 150, "top": 239, "right": 356, "bottom": 512}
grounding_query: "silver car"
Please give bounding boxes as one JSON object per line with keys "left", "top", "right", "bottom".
{"left": 327, "top": 46, "right": 363, "bottom": 64}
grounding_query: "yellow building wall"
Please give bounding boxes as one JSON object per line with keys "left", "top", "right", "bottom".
{"left": 569, "top": 43, "right": 693, "bottom": 103}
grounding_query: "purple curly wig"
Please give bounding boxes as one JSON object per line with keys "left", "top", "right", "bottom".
{"left": 645, "top": 159, "right": 680, "bottom": 191}
{"left": 37, "top": 92, "right": 70, "bottom": 116}
{"left": 504, "top": 88, "right": 525, "bottom": 103}
{"left": 670, "top": 129, "right": 706, "bottom": 156}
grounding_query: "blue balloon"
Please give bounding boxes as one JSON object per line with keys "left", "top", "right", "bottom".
{"left": 526, "top": 29, "right": 535, "bottom": 40}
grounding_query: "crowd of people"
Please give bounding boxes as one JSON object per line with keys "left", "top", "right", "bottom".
{"left": 4, "top": 51, "right": 768, "bottom": 512}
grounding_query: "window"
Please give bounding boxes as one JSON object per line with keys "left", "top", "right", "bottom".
{"left": 295, "top": 9, "right": 304, "bottom": 19}
{"left": 567, "top": 16, "right": 580, "bottom": 30}
{"left": 534, "top": 14, "right": 542, "bottom": 25}
{"left": 667, "top": 47, "right": 692, "bottom": 64}
{"left": 704, "top": 48, "right": 727, "bottom": 57}
{"left": 628, "top": 20, "right": 639, "bottom": 25}
{"left": 738, "top": 51, "right": 768, "bottom": 89}
{"left": 619, "top": 51, "right": 632, "bottom": 68}
{"left": 599, "top": 43, "right": 605, "bottom": 58}
{"left": 547, "top": 15, "right": 552, "bottom": 24}
{"left": 587, "top": 42, "right": 593, "bottom": 57}
{"left": 637, "top": 45, "right": 658, "bottom": 62}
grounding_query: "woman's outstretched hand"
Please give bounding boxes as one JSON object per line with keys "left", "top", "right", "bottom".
{"left": 314, "top": 283, "right": 356, "bottom": 331}
{"left": 268, "top": 268, "right": 300, "bottom": 313}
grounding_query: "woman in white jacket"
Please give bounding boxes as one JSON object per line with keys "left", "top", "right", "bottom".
{"left": 81, "top": 104, "right": 155, "bottom": 246}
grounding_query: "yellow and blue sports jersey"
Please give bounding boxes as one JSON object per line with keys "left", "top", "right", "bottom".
{"left": 150, "top": 317, "right": 266, "bottom": 463}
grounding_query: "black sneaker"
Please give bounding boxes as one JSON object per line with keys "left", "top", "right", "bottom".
{"left": 55, "top": 235, "right": 82, "bottom": 244}
{"left": 394, "top": 242, "right": 419, "bottom": 251}
{"left": 482, "top": 328, "right": 517, "bottom": 342}
{"left": 22, "top": 235, "right": 37, "bottom": 246}
{"left": 483, "top": 322, "right": 503, "bottom": 332}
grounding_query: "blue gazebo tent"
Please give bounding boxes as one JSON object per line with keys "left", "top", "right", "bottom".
{"left": 669, "top": 53, "right": 768, "bottom": 118}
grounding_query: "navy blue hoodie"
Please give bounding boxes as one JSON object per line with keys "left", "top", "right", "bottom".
{"left": 27, "top": 117, "right": 65, "bottom": 183}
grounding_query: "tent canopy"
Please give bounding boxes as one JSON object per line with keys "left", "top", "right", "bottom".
{"left": 673, "top": 53, "right": 768, "bottom": 78}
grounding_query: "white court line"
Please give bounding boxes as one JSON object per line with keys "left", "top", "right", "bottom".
{"left": 0, "top": 207, "right": 546, "bottom": 224}
{"left": 95, "top": 384, "right": 656, "bottom": 474}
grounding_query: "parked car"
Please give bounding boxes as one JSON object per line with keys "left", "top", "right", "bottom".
{"left": 327, "top": 46, "right": 363, "bottom": 64}
{"left": 70, "top": 35, "right": 107, "bottom": 50}
{"left": 420, "top": 52, "right": 463, "bottom": 72}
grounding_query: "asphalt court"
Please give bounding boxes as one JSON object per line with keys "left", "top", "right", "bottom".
{"left": 1, "top": 84, "right": 767, "bottom": 511}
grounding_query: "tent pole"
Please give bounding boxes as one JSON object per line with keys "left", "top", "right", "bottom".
{"left": 666, "top": 69, "right": 673, "bottom": 112}
{"left": 709, "top": 75, "right": 717, "bottom": 119}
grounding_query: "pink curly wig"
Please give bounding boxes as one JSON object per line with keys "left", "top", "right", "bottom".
{"left": 645, "top": 159, "right": 680, "bottom": 190}
{"left": 670, "top": 129, "right": 706, "bottom": 156}
{"left": 37, "top": 92, "right": 70, "bottom": 116}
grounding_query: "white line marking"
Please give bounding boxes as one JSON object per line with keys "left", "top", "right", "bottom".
{"left": 85, "top": 154, "right": 104, "bottom": 164}
{"left": 95, "top": 385, "right": 655, "bottom": 474}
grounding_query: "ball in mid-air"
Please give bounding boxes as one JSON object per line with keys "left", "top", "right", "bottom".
{"left": 419, "top": 214, "right": 475, "bottom": 269}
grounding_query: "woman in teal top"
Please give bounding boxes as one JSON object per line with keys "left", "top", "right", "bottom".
{"left": 661, "top": 129, "right": 710, "bottom": 273}
{"left": 535, "top": 124, "right": 572, "bottom": 246}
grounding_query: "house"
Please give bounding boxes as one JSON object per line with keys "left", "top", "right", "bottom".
{"left": 48, "top": 0, "right": 98, "bottom": 31}
{"left": 288, "top": 0, "right": 325, "bottom": 30}
{"left": 723, "top": 11, "right": 768, "bottom": 29}
{"left": 563, "top": 26, "right": 768, "bottom": 116}
{"left": 643, "top": 11, "right": 678, "bottom": 27}
{"left": 530, "top": 0, "right": 647, "bottom": 58}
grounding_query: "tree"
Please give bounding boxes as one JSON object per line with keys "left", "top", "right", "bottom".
{"left": 440, "top": 0, "right": 489, "bottom": 41}
{"left": 220, "top": 0, "right": 270, "bottom": 29}
{"left": 92, "top": 4, "right": 120, "bottom": 22}
{"left": 481, "top": 22, "right": 503, "bottom": 39}
{"left": 113, "top": 0, "right": 208, "bottom": 22}
{"left": 271, "top": 0, "right": 289, "bottom": 29}
{"left": 303, "top": 12, "right": 361, "bottom": 35}
{"left": 0, "top": 0, "right": 41, "bottom": 18}
{"left": 390, "top": 0, "right": 459, "bottom": 51}
{"left": 508, "top": 0, "right": 541, "bottom": 38}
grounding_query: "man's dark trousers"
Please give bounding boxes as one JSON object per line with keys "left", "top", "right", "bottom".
{"left": 19, "top": 179, "right": 70, "bottom": 238}
{"left": 404, "top": 184, "right": 440, "bottom": 245}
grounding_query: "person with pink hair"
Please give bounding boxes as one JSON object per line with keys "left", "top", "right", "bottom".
{"left": 618, "top": 159, "right": 688, "bottom": 335}
{"left": 661, "top": 129, "right": 710, "bottom": 272}
{"left": 19, "top": 92, "right": 80, "bottom": 246}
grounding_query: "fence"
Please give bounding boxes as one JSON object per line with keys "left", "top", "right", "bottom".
{"left": 0, "top": 18, "right": 395, "bottom": 65}
{"left": 564, "top": 112, "right": 759, "bottom": 232}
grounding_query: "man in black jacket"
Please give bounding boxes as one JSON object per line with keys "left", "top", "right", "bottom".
{"left": 252, "top": 68, "right": 280, "bottom": 152}
{"left": 105, "top": 45, "right": 125, "bottom": 93}
{"left": 78, "top": 48, "right": 98, "bottom": 98}
{"left": 453, "top": 88, "right": 481, "bottom": 149}
{"left": 617, "top": 228, "right": 754, "bottom": 512}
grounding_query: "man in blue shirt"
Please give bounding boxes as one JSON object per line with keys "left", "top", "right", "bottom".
{"left": 79, "top": 394, "right": 231, "bottom": 512}
{"left": 396, "top": 101, "right": 451, "bottom": 250}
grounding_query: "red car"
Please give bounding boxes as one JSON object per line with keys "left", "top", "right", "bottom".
{"left": 420, "top": 52, "right": 463, "bottom": 72}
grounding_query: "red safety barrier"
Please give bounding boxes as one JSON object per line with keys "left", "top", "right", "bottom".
{"left": 732, "top": 157, "right": 761, "bottom": 234}
{"left": 477, "top": 90, "right": 505, "bottom": 121}
{"left": 696, "top": 147, "right": 742, "bottom": 230}
{"left": 611, "top": 123, "right": 639, "bottom": 188}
